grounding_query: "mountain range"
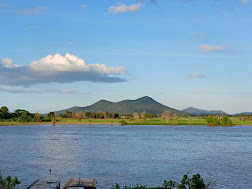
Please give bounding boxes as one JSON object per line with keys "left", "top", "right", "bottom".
{"left": 55, "top": 96, "right": 184, "bottom": 115}
{"left": 55, "top": 96, "right": 249, "bottom": 116}
{"left": 182, "top": 107, "right": 228, "bottom": 115}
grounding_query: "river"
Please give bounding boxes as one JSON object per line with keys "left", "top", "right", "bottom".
{"left": 0, "top": 125, "right": 251, "bottom": 188}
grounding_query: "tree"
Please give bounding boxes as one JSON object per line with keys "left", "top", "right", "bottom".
{"left": 207, "top": 115, "right": 233, "bottom": 126}
{"left": 34, "top": 113, "right": 41, "bottom": 122}
{"left": 147, "top": 113, "right": 154, "bottom": 119}
{"left": 162, "top": 110, "right": 171, "bottom": 123}
{"left": 19, "top": 111, "right": 32, "bottom": 122}
{"left": 104, "top": 112, "right": 109, "bottom": 119}
{"left": 48, "top": 112, "right": 56, "bottom": 125}
{"left": 75, "top": 112, "right": 83, "bottom": 122}
{"left": 133, "top": 112, "right": 140, "bottom": 122}
{"left": 206, "top": 116, "right": 220, "bottom": 126}
{"left": 221, "top": 116, "right": 233, "bottom": 126}
{"left": 141, "top": 111, "right": 146, "bottom": 121}
{"left": 163, "top": 173, "right": 214, "bottom": 189}
{"left": 0, "top": 106, "right": 10, "bottom": 119}
{"left": 172, "top": 113, "right": 178, "bottom": 125}
{"left": 0, "top": 170, "right": 21, "bottom": 189}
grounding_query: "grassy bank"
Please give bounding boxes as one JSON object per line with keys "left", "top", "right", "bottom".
{"left": 1, "top": 117, "right": 252, "bottom": 126}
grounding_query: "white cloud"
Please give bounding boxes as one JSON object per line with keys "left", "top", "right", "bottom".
{"left": 0, "top": 53, "right": 127, "bottom": 86}
{"left": 0, "top": 58, "right": 22, "bottom": 68}
{"left": 1, "top": 58, "right": 15, "bottom": 68}
{"left": 80, "top": 4, "right": 88, "bottom": 8}
{"left": 187, "top": 73, "right": 207, "bottom": 79}
{"left": 200, "top": 45, "right": 229, "bottom": 52}
{"left": 30, "top": 53, "right": 126, "bottom": 74}
{"left": 108, "top": 3, "right": 143, "bottom": 14}
{"left": 240, "top": 0, "right": 249, "bottom": 4}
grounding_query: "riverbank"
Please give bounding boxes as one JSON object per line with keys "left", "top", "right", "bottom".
{"left": 1, "top": 117, "right": 252, "bottom": 126}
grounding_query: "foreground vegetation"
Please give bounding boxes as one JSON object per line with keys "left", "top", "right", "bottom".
{"left": 112, "top": 173, "right": 215, "bottom": 189}
{"left": 1, "top": 106, "right": 252, "bottom": 126}
{"left": 0, "top": 170, "right": 20, "bottom": 189}
{"left": 0, "top": 170, "right": 214, "bottom": 189}
{"left": 1, "top": 116, "right": 252, "bottom": 126}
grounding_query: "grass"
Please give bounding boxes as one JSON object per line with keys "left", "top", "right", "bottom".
{"left": 1, "top": 117, "right": 252, "bottom": 126}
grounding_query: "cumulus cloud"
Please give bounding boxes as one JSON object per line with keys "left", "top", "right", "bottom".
{"left": 108, "top": 3, "right": 143, "bottom": 14}
{"left": 80, "top": 4, "right": 88, "bottom": 8}
{"left": 1, "top": 58, "right": 15, "bottom": 68}
{"left": 187, "top": 73, "right": 207, "bottom": 79}
{"left": 0, "top": 86, "right": 90, "bottom": 95}
{"left": 0, "top": 53, "right": 127, "bottom": 86}
{"left": 200, "top": 45, "right": 229, "bottom": 52}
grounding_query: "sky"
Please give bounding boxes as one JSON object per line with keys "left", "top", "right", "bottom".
{"left": 0, "top": 0, "right": 252, "bottom": 114}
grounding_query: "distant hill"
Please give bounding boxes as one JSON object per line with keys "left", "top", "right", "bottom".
{"left": 182, "top": 107, "right": 227, "bottom": 115}
{"left": 234, "top": 112, "right": 252, "bottom": 116}
{"left": 55, "top": 96, "right": 185, "bottom": 115}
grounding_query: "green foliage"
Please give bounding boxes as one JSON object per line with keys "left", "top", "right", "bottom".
{"left": 207, "top": 115, "right": 233, "bottom": 126}
{"left": 19, "top": 111, "right": 32, "bottom": 122}
{"left": 48, "top": 112, "right": 56, "bottom": 119}
{"left": 0, "top": 171, "right": 21, "bottom": 189}
{"left": 0, "top": 106, "right": 10, "bottom": 120}
{"left": 60, "top": 111, "right": 119, "bottom": 119}
{"left": 220, "top": 116, "right": 233, "bottom": 126}
{"left": 111, "top": 173, "right": 214, "bottom": 189}
{"left": 119, "top": 120, "right": 128, "bottom": 126}
{"left": 206, "top": 116, "right": 220, "bottom": 126}
{"left": 61, "top": 111, "right": 73, "bottom": 118}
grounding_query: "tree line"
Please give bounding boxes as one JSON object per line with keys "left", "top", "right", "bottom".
{"left": 60, "top": 111, "right": 120, "bottom": 120}
{"left": 0, "top": 106, "right": 53, "bottom": 123}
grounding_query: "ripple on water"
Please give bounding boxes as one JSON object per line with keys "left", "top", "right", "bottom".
{"left": 0, "top": 125, "right": 251, "bottom": 189}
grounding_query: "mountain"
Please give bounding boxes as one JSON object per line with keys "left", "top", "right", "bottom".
{"left": 234, "top": 112, "right": 252, "bottom": 116}
{"left": 55, "top": 96, "right": 184, "bottom": 115}
{"left": 182, "top": 107, "right": 227, "bottom": 115}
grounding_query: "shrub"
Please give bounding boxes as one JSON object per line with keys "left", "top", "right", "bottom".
{"left": 111, "top": 173, "right": 215, "bottom": 189}
{"left": 221, "top": 116, "right": 233, "bottom": 126}
{"left": 207, "top": 115, "right": 233, "bottom": 126}
{"left": 119, "top": 120, "right": 128, "bottom": 126}
{"left": 0, "top": 170, "right": 21, "bottom": 189}
{"left": 206, "top": 116, "right": 220, "bottom": 126}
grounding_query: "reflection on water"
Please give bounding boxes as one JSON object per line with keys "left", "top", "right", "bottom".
{"left": 0, "top": 125, "right": 252, "bottom": 189}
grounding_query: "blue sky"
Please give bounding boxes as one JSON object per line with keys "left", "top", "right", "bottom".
{"left": 0, "top": 0, "right": 252, "bottom": 114}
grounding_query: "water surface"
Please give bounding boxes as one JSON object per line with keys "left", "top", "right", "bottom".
{"left": 0, "top": 125, "right": 251, "bottom": 188}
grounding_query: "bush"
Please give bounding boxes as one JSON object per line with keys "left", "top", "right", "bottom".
{"left": 0, "top": 170, "right": 21, "bottom": 189}
{"left": 206, "top": 116, "right": 220, "bottom": 126}
{"left": 111, "top": 173, "right": 215, "bottom": 189}
{"left": 207, "top": 115, "right": 233, "bottom": 126}
{"left": 119, "top": 120, "right": 128, "bottom": 126}
{"left": 221, "top": 116, "right": 233, "bottom": 126}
